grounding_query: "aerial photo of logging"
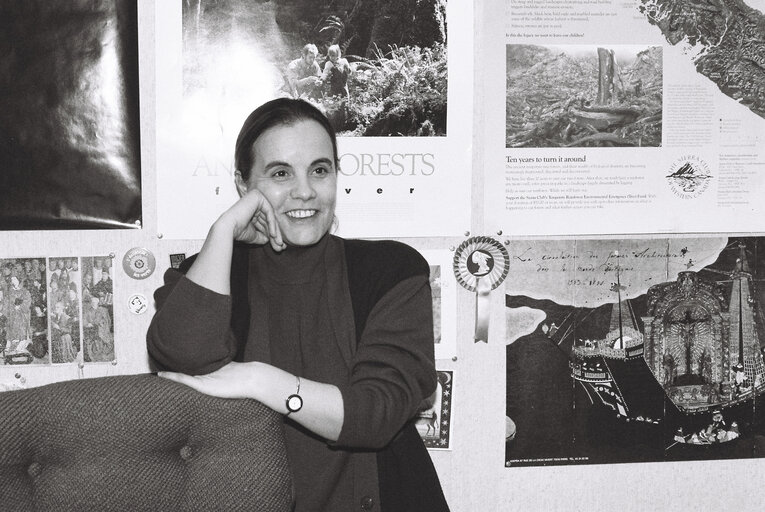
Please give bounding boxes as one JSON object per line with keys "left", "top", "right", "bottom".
{"left": 505, "top": 45, "right": 663, "bottom": 148}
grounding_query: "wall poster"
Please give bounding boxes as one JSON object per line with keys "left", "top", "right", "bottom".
{"left": 1, "top": 256, "right": 115, "bottom": 367}
{"left": 422, "top": 250, "right": 458, "bottom": 360}
{"left": 481, "top": 0, "right": 765, "bottom": 236}
{"left": 504, "top": 236, "right": 765, "bottom": 466}
{"left": 156, "top": 0, "right": 472, "bottom": 240}
{"left": 0, "top": 0, "right": 142, "bottom": 230}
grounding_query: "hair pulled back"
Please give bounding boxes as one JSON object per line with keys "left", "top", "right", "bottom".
{"left": 234, "top": 98, "right": 338, "bottom": 181}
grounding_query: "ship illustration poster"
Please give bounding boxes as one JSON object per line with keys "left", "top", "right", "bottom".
{"left": 505, "top": 236, "right": 765, "bottom": 467}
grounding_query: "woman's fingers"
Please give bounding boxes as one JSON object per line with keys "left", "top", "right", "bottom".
{"left": 228, "top": 190, "right": 284, "bottom": 249}
{"left": 259, "top": 199, "right": 285, "bottom": 251}
{"left": 253, "top": 212, "right": 284, "bottom": 252}
{"left": 157, "top": 362, "right": 255, "bottom": 400}
{"left": 157, "top": 371, "right": 202, "bottom": 391}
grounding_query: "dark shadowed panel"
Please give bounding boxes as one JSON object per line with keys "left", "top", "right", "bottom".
{"left": 0, "top": 0, "right": 141, "bottom": 230}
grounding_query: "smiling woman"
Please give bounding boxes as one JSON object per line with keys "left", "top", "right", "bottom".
{"left": 147, "top": 99, "right": 450, "bottom": 512}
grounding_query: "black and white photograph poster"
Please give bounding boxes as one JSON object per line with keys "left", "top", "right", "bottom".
{"left": 156, "top": 0, "right": 472, "bottom": 239}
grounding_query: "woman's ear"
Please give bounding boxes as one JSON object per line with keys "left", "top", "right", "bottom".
{"left": 234, "top": 170, "right": 248, "bottom": 198}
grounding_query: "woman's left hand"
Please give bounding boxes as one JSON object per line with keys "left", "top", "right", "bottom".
{"left": 159, "top": 361, "right": 345, "bottom": 440}
{"left": 158, "top": 361, "right": 257, "bottom": 400}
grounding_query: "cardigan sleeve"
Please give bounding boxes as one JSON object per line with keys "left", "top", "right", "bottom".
{"left": 146, "top": 269, "right": 238, "bottom": 375}
{"left": 334, "top": 274, "right": 437, "bottom": 450}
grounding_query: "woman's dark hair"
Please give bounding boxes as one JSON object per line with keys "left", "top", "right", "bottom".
{"left": 234, "top": 98, "right": 338, "bottom": 181}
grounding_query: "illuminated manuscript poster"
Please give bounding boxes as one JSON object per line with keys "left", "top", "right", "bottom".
{"left": 156, "top": 0, "right": 472, "bottom": 239}
{"left": 481, "top": 0, "right": 765, "bottom": 236}
{"left": 1, "top": 256, "right": 115, "bottom": 367}
{"left": 504, "top": 236, "right": 765, "bottom": 466}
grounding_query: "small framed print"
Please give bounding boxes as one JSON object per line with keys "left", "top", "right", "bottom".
{"left": 415, "top": 370, "right": 453, "bottom": 450}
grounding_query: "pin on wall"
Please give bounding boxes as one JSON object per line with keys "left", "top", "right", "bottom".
{"left": 122, "top": 247, "right": 156, "bottom": 280}
{"left": 453, "top": 236, "right": 509, "bottom": 343}
{"left": 128, "top": 293, "right": 149, "bottom": 315}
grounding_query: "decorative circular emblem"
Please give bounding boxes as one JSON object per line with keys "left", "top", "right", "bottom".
{"left": 122, "top": 247, "right": 156, "bottom": 280}
{"left": 666, "top": 155, "right": 712, "bottom": 199}
{"left": 453, "top": 236, "right": 509, "bottom": 292}
{"left": 127, "top": 293, "right": 148, "bottom": 315}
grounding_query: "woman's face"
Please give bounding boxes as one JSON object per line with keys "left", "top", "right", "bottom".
{"left": 238, "top": 119, "right": 337, "bottom": 247}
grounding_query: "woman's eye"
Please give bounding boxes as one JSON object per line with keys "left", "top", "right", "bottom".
{"left": 313, "top": 166, "right": 330, "bottom": 176}
{"left": 272, "top": 169, "right": 289, "bottom": 178}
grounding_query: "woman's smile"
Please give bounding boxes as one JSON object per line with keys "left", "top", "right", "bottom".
{"left": 285, "top": 209, "right": 318, "bottom": 219}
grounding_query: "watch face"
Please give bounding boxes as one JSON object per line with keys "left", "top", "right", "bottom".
{"left": 287, "top": 394, "right": 303, "bottom": 413}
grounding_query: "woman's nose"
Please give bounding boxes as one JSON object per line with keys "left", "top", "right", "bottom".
{"left": 290, "top": 175, "right": 316, "bottom": 200}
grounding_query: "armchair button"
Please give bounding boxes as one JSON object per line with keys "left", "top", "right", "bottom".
{"left": 27, "top": 462, "right": 42, "bottom": 478}
{"left": 360, "top": 496, "right": 374, "bottom": 510}
{"left": 179, "top": 445, "right": 193, "bottom": 461}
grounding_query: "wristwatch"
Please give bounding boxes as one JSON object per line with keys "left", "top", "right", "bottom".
{"left": 285, "top": 376, "right": 303, "bottom": 415}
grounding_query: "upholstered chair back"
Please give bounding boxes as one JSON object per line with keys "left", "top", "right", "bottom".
{"left": 0, "top": 374, "right": 293, "bottom": 511}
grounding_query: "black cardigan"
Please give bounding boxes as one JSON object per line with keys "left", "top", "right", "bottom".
{"left": 153, "top": 239, "right": 449, "bottom": 512}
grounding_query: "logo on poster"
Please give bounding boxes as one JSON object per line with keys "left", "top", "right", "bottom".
{"left": 666, "top": 155, "right": 712, "bottom": 199}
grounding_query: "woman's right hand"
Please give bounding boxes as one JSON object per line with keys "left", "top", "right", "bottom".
{"left": 216, "top": 189, "right": 285, "bottom": 251}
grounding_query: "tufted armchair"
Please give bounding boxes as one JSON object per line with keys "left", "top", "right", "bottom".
{"left": 0, "top": 374, "right": 293, "bottom": 511}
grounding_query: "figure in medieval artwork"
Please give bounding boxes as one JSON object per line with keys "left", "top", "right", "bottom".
{"left": 727, "top": 421, "right": 740, "bottom": 441}
{"left": 700, "top": 410, "right": 726, "bottom": 443}
{"left": 0, "top": 289, "right": 7, "bottom": 355}
{"left": 673, "top": 308, "right": 711, "bottom": 384}
{"left": 699, "top": 349, "right": 713, "bottom": 384}
{"left": 6, "top": 276, "right": 31, "bottom": 345}
{"left": 91, "top": 269, "right": 113, "bottom": 306}
{"left": 51, "top": 300, "right": 76, "bottom": 363}
{"left": 733, "top": 363, "right": 750, "bottom": 395}
{"left": 83, "top": 296, "right": 114, "bottom": 362}
{"left": 679, "top": 310, "right": 697, "bottom": 377}
{"left": 662, "top": 353, "right": 676, "bottom": 387}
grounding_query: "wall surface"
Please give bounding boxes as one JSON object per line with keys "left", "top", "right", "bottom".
{"left": 2, "top": 2, "right": 765, "bottom": 511}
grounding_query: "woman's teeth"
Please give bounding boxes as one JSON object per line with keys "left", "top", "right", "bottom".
{"left": 286, "top": 210, "right": 317, "bottom": 219}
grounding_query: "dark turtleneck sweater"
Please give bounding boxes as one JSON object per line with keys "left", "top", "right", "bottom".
{"left": 248, "top": 235, "right": 363, "bottom": 510}
{"left": 148, "top": 234, "right": 447, "bottom": 512}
